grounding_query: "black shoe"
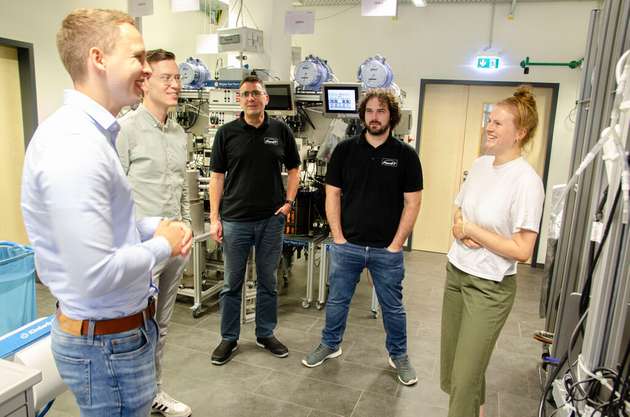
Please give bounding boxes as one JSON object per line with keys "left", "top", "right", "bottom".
{"left": 256, "top": 336, "right": 289, "bottom": 358}
{"left": 211, "top": 339, "right": 238, "bottom": 365}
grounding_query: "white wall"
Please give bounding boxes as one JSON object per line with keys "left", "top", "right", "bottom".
{"left": 0, "top": 0, "right": 126, "bottom": 119}
{"left": 0, "top": 0, "right": 599, "bottom": 262}
{"left": 291, "top": 1, "right": 598, "bottom": 263}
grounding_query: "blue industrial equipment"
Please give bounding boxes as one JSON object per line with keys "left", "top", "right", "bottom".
{"left": 294, "top": 55, "right": 334, "bottom": 91}
{"left": 179, "top": 57, "right": 210, "bottom": 89}
{"left": 357, "top": 55, "right": 394, "bottom": 89}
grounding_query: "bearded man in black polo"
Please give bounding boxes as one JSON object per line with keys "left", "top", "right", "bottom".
{"left": 302, "top": 90, "right": 423, "bottom": 386}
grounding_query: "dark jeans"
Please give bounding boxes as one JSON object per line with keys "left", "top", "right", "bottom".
{"left": 220, "top": 214, "right": 285, "bottom": 341}
{"left": 322, "top": 242, "right": 408, "bottom": 358}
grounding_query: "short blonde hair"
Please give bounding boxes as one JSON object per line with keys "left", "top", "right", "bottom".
{"left": 56, "top": 9, "right": 135, "bottom": 82}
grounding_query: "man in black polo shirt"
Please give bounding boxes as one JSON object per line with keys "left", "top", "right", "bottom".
{"left": 302, "top": 90, "right": 423, "bottom": 386}
{"left": 209, "top": 75, "right": 301, "bottom": 365}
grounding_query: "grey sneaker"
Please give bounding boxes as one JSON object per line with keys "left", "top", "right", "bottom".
{"left": 301, "top": 343, "right": 342, "bottom": 367}
{"left": 388, "top": 355, "right": 418, "bottom": 386}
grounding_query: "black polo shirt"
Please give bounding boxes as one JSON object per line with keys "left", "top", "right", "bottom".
{"left": 326, "top": 132, "right": 423, "bottom": 248}
{"left": 211, "top": 112, "right": 301, "bottom": 221}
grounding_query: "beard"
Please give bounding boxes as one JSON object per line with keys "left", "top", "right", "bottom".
{"left": 367, "top": 122, "right": 390, "bottom": 136}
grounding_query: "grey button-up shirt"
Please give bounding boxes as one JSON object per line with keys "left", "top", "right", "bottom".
{"left": 117, "top": 104, "right": 191, "bottom": 226}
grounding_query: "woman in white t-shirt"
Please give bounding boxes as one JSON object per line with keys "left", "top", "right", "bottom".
{"left": 440, "top": 87, "right": 545, "bottom": 417}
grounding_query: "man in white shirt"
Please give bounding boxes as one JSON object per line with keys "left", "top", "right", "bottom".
{"left": 117, "top": 48, "right": 192, "bottom": 417}
{"left": 21, "top": 9, "right": 192, "bottom": 417}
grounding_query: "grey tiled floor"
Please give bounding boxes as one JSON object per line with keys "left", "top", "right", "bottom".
{"left": 39, "top": 251, "right": 545, "bottom": 417}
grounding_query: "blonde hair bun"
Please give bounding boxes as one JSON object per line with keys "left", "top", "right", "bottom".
{"left": 513, "top": 86, "right": 536, "bottom": 106}
{"left": 498, "top": 85, "right": 539, "bottom": 146}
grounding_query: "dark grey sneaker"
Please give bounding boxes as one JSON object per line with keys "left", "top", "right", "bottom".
{"left": 388, "top": 355, "right": 418, "bottom": 386}
{"left": 301, "top": 343, "right": 342, "bottom": 368}
{"left": 211, "top": 339, "right": 238, "bottom": 365}
{"left": 256, "top": 336, "right": 289, "bottom": 358}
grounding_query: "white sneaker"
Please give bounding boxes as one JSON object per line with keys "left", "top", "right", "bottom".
{"left": 152, "top": 391, "right": 192, "bottom": 417}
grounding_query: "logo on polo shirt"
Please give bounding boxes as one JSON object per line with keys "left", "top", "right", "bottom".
{"left": 381, "top": 158, "right": 398, "bottom": 168}
{"left": 264, "top": 137, "right": 279, "bottom": 145}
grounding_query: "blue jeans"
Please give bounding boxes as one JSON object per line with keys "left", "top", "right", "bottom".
{"left": 322, "top": 242, "right": 408, "bottom": 358}
{"left": 51, "top": 316, "right": 158, "bottom": 417}
{"left": 220, "top": 214, "right": 285, "bottom": 341}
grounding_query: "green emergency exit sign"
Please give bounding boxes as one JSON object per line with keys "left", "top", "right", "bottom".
{"left": 476, "top": 56, "right": 501, "bottom": 70}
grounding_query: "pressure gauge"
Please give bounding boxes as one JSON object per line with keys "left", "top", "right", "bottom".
{"left": 294, "top": 55, "right": 333, "bottom": 91}
{"left": 357, "top": 55, "right": 394, "bottom": 89}
{"left": 179, "top": 57, "right": 210, "bottom": 89}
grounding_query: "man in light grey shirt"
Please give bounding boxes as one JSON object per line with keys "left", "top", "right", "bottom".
{"left": 116, "top": 49, "right": 191, "bottom": 417}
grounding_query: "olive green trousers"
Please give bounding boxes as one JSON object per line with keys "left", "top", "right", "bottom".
{"left": 440, "top": 262, "right": 516, "bottom": 417}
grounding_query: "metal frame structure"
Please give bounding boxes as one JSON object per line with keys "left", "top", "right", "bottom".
{"left": 544, "top": 6, "right": 602, "bottom": 361}
{"left": 579, "top": 0, "right": 630, "bottom": 375}
{"left": 544, "top": 1, "right": 630, "bottom": 411}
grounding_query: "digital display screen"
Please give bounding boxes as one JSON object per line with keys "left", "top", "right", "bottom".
{"left": 326, "top": 89, "right": 357, "bottom": 112}
{"left": 323, "top": 84, "right": 361, "bottom": 116}
{"left": 266, "top": 85, "right": 293, "bottom": 111}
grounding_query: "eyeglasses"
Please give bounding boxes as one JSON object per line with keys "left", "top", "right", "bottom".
{"left": 240, "top": 90, "right": 265, "bottom": 98}
{"left": 157, "top": 74, "right": 181, "bottom": 85}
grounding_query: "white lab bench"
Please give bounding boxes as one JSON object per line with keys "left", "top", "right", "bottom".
{"left": 0, "top": 360, "right": 41, "bottom": 417}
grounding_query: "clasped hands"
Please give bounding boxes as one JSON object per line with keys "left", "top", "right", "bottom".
{"left": 452, "top": 216, "right": 481, "bottom": 249}
{"left": 155, "top": 219, "right": 193, "bottom": 257}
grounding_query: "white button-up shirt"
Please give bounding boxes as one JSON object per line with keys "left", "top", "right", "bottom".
{"left": 21, "top": 90, "right": 171, "bottom": 320}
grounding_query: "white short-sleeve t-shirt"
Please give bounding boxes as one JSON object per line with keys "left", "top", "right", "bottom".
{"left": 447, "top": 155, "right": 545, "bottom": 282}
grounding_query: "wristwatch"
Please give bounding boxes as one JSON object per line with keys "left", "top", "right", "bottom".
{"left": 285, "top": 199, "right": 296, "bottom": 209}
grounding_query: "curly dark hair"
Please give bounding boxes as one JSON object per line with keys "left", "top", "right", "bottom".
{"left": 358, "top": 89, "right": 401, "bottom": 130}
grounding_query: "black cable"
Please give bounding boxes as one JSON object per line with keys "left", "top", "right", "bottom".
{"left": 620, "top": 374, "right": 630, "bottom": 417}
{"left": 595, "top": 221, "right": 628, "bottom": 416}
{"left": 539, "top": 185, "right": 623, "bottom": 416}
{"left": 580, "top": 186, "right": 609, "bottom": 316}
{"left": 539, "top": 309, "right": 589, "bottom": 417}
{"left": 298, "top": 106, "right": 316, "bottom": 130}
{"left": 604, "top": 313, "right": 630, "bottom": 415}
{"left": 178, "top": 99, "right": 203, "bottom": 131}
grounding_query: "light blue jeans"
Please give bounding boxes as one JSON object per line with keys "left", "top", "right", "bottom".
{"left": 322, "top": 242, "right": 408, "bottom": 358}
{"left": 51, "top": 316, "right": 158, "bottom": 417}
{"left": 220, "top": 214, "right": 285, "bottom": 341}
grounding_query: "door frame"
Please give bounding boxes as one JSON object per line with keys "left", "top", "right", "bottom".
{"left": 411, "top": 79, "right": 560, "bottom": 267}
{"left": 0, "top": 37, "right": 38, "bottom": 147}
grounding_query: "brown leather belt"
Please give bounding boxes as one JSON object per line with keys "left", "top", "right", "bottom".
{"left": 56, "top": 299, "right": 155, "bottom": 336}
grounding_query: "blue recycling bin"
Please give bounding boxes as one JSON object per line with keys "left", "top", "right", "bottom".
{"left": 0, "top": 241, "right": 37, "bottom": 335}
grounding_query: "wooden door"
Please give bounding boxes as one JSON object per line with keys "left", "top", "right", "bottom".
{"left": 0, "top": 45, "right": 28, "bottom": 244}
{"left": 412, "top": 83, "right": 553, "bottom": 253}
{"left": 412, "top": 84, "right": 469, "bottom": 253}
